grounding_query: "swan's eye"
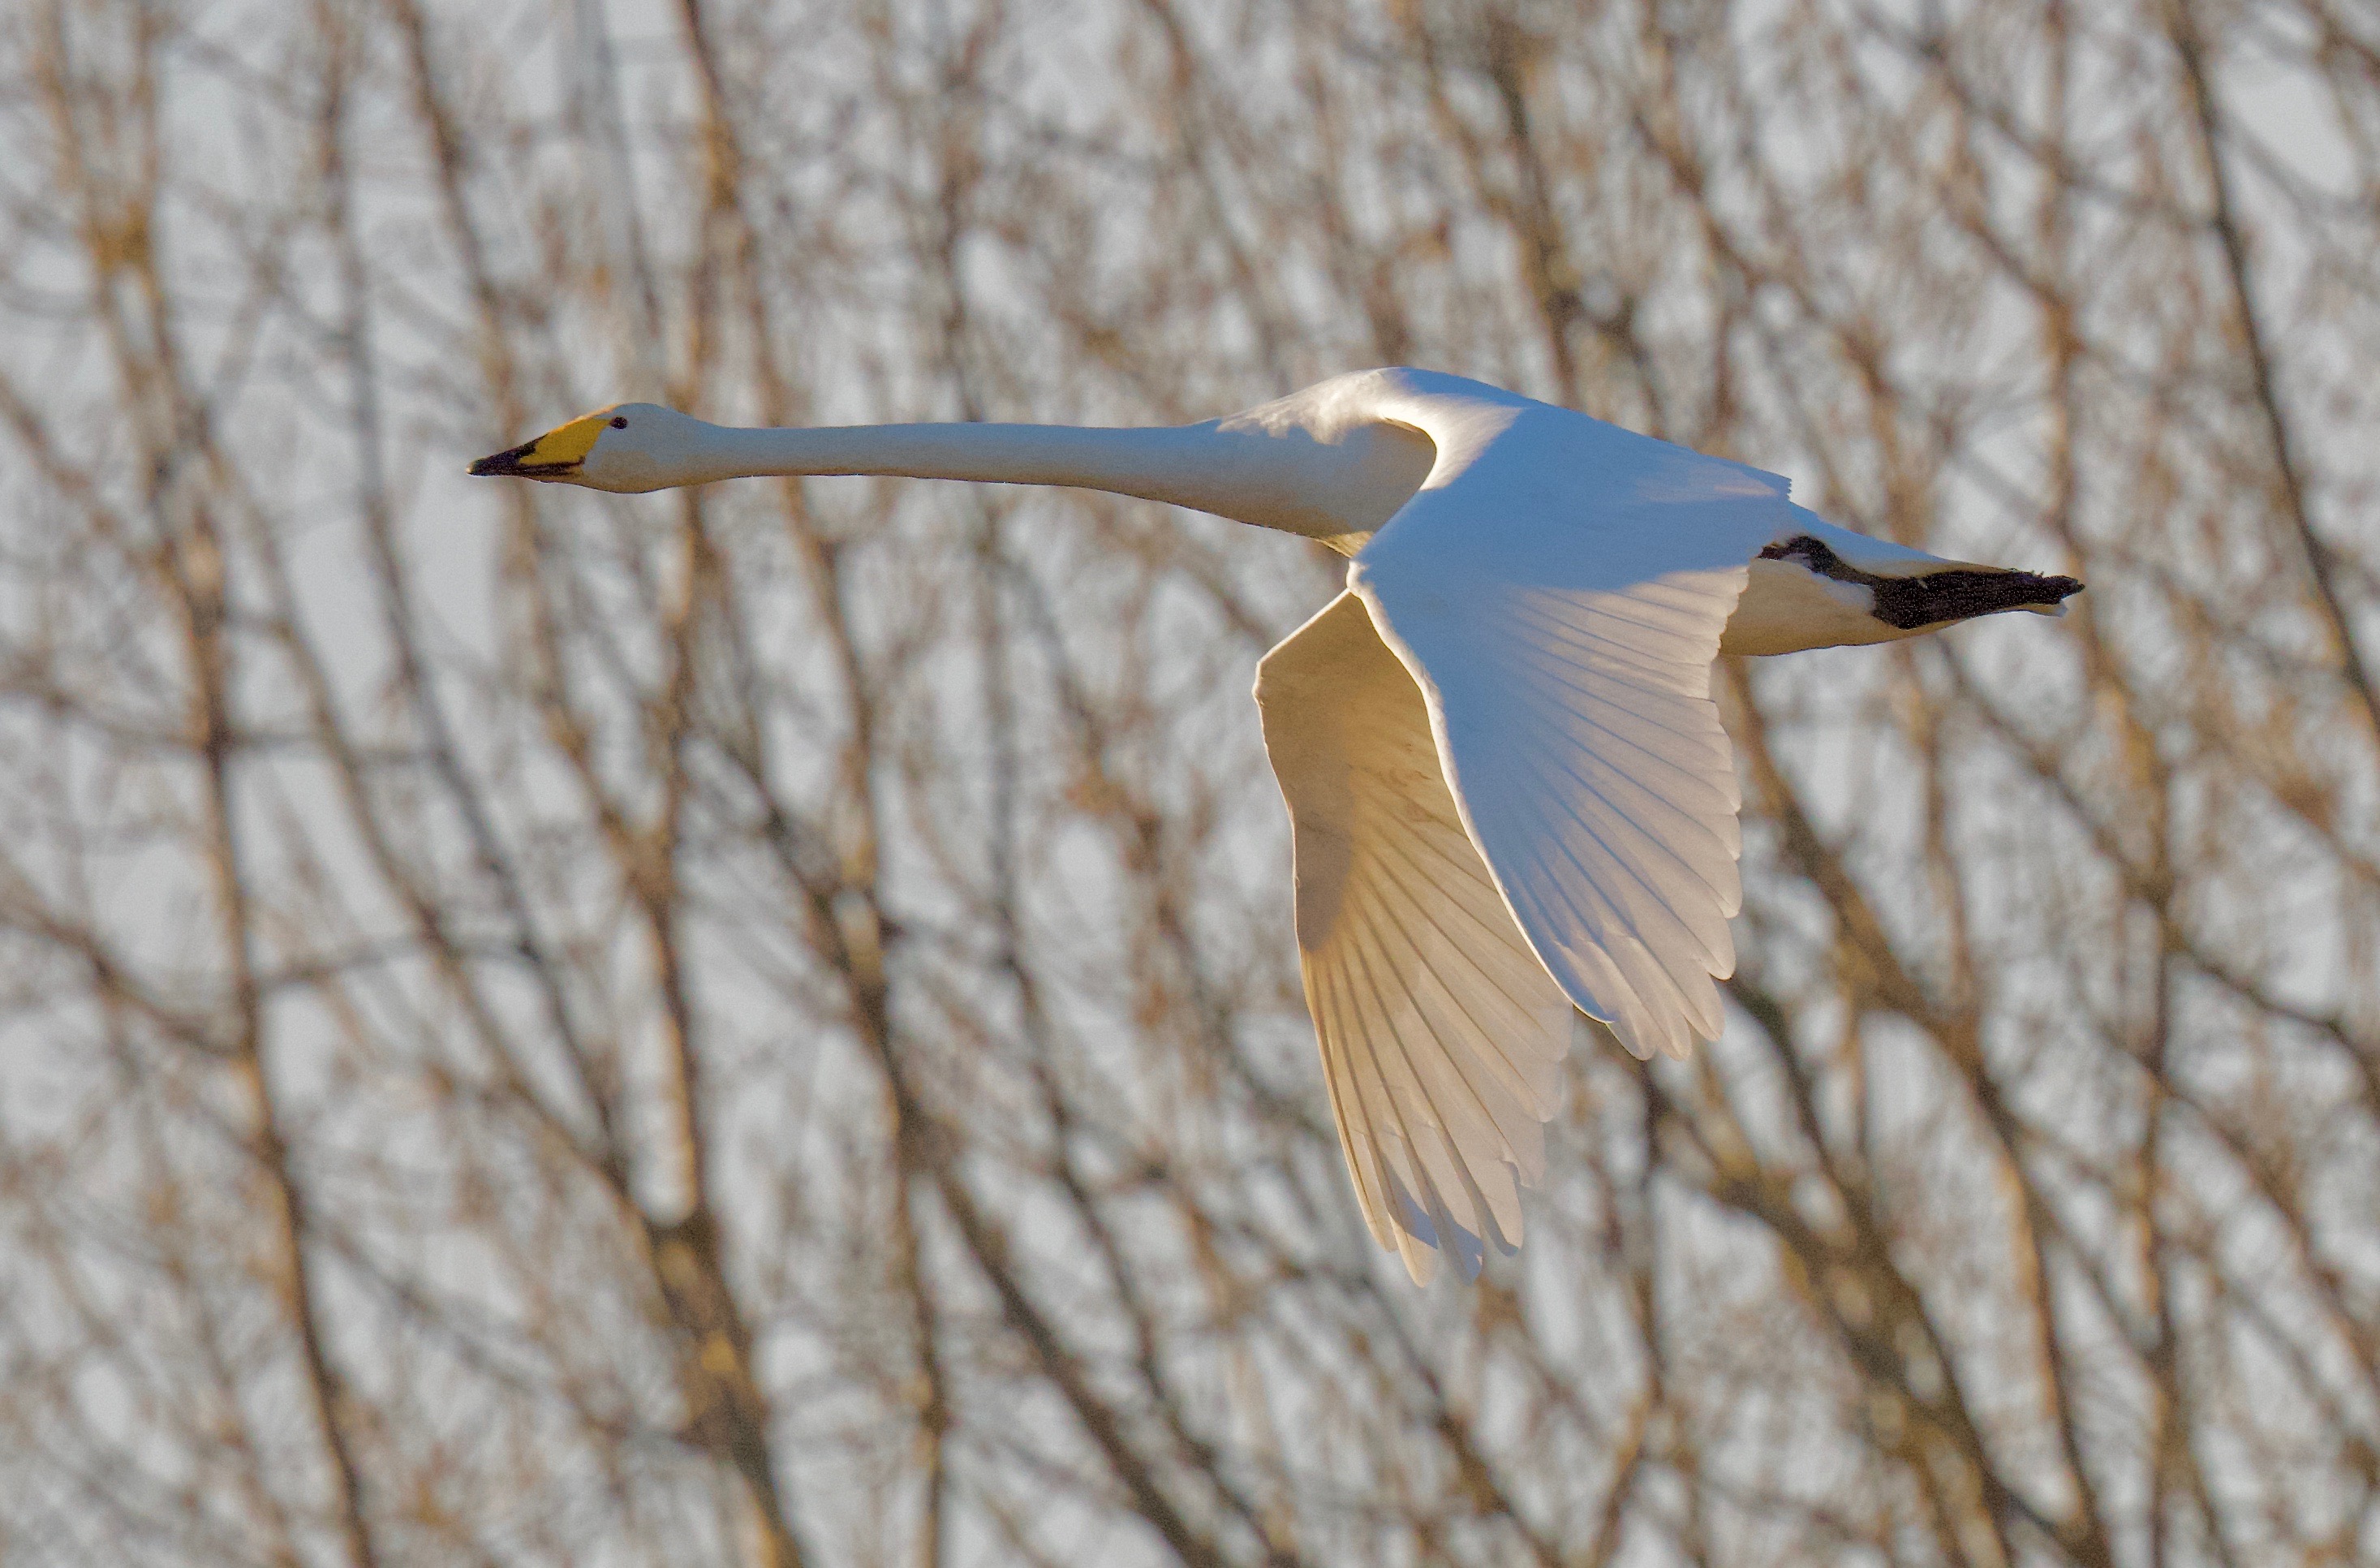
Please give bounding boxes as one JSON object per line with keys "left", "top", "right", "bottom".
{"left": 610, "top": 416, "right": 629, "bottom": 429}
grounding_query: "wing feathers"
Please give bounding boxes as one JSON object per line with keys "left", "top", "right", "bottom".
{"left": 1255, "top": 375, "right": 1787, "bottom": 1277}
{"left": 1500, "top": 734, "right": 1737, "bottom": 972}
{"left": 1352, "top": 560, "right": 1753, "bottom": 1062}
{"left": 1503, "top": 709, "right": 1742, "bottom": 901}
{"left": 1259, "top": 593, "right": 1573, "bottom": 1283}
{"left": 1348, "top": 405, "right": 1780, "bottom": 1067}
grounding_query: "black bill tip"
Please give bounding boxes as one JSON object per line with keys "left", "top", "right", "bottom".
{"left": 469, "top": 441, "right": 581, "bottom": 480}
{"left": 468, "top": 442, "right": 535, "bottom": 477}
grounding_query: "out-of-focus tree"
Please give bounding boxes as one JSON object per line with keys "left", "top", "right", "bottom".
{"left": 0, "top": 0, "right": 2374, "bottom": 1563}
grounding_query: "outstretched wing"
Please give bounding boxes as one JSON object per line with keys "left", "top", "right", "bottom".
{"left": 1255, "top": 592, "right": 1574, "bottom": 1284}
{"left": 1353, "top": 376, "right": 1794, "bottom": 1062}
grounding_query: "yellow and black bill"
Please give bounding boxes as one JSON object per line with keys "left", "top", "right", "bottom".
{"left": 468, "top": 411, "right": 613, "bottom": 478}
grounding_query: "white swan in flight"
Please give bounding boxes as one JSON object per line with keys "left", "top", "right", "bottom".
{"left": 473, "top": 368, "right": 2080, "bottom": 1282}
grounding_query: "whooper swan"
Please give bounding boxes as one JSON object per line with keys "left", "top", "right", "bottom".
{"left": 474, "top": 368, "right": 2081, "bottom": 1283}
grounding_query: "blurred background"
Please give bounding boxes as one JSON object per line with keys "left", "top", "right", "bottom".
{"left": 0, "top": 0, "right": 2375, "bottom": 1563}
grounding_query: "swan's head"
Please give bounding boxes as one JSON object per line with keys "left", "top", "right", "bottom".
{"left": 468, "top": 403, "right": 718, "bottom": 493}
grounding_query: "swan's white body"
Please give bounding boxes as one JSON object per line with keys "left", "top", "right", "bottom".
{"left": 475, "top": 368, "right": 2078, "bottom": 1282}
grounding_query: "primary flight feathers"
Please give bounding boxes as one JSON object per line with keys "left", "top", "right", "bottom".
{"left": 474, "top": 368, "right": 2082, "bottom": 1283}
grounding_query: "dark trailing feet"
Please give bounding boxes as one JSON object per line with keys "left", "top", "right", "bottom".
{"left": 1758, "top": 535, "right": 2083, "bottom": 631}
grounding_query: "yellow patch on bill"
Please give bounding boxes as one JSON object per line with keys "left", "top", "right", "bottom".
{"left": 521, "top": 411, "right": 613, "bottom": 469}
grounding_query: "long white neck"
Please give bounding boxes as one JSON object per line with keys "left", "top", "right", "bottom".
{"left": 696, "top": 417, "right": 1433, "bottom": 543}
